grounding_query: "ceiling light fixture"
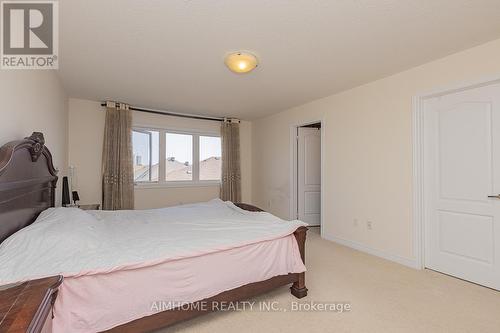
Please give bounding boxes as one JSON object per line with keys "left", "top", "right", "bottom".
{"left": 224, "top": 52, "right": 258, "bottom": 74}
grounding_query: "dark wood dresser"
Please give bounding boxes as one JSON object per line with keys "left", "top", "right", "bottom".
{"left": 0, "top": 276, "right": 63, "bottom": 333}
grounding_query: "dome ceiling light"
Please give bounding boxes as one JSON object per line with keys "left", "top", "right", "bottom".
{"left": 224, "top": 52, "right": 258, "bottom": 74}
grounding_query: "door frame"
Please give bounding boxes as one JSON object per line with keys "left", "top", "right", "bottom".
{"left": 290, "top": 118, "right": 325, "bottom": 235}
{"left": 412, "top": 73, "right": 500, "bottom": 270}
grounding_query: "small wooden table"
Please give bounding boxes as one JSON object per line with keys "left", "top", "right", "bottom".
{"left": 0, "top": 276, "right": 63, "bottom": 333}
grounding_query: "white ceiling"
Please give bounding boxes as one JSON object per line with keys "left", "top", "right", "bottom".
{"left": 59, "top": 0, "right": 500, "bottom": 120}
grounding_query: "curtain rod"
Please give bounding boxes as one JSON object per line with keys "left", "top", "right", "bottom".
{"left": 100, "top": 102, "right": 225, "bottom": 122}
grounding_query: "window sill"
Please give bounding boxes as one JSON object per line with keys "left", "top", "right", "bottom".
{"left": 134, "top": 181, "right": 221, "bottom": 189}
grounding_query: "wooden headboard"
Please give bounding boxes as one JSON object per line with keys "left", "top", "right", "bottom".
{"left": 0, "top": 132, "right": 58, "bottom": 244}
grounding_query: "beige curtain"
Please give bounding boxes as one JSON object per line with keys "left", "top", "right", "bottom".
{"left": 220, "top": 120, "right": 241, "bottom": 202}
{"left": 102, "top": 102, "right": 134, "bottom": 210}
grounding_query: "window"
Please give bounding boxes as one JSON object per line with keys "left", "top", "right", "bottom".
{"left": 132, "top": 127, "right": 221, "bottom": 186}
{"left": 133, "top": 130, "right": 159, "bottom": 182}
{"left": 199, "top": 136, "right": 221, "bottom": 181}
{"left": 166, "top": 133, "right": 193, "bottom": 181}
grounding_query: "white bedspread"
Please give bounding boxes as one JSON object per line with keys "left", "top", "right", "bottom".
{"left": 0, "top": 199, "right": 306, "bottom": 284}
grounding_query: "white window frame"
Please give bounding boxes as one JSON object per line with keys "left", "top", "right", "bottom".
{"left": 133, "top": 126, "right": 221, "bottom": 188}
{"left": 132, "top": 129, "right": 154, "bottom": 182}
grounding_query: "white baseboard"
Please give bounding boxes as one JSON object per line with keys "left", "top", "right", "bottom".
{"left": 322, "top": 234, "right": 419, "bottom": 269}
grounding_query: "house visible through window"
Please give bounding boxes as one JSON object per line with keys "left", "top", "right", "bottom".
{"left": 200, "top": 136, "right": 222, "bottom": 181}
{"left": 132, "top": 128, "right": 221, "bottom": 185}
{"left": 166, "top": 133, "right": 193, "bottom": 181}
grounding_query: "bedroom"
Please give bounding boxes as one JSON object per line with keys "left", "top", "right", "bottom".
{"left": 0, "top": 1, "right": 500, "bottom": 332}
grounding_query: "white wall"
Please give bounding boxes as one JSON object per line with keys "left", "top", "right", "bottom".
{"left": 67, "top": 99, "right": 105, "bottom": 206}
{"left": 68, "top": 98, "right": 252, "bottom": 209}
{"left": 0, "top": 71, "right": 68, "bottom": 205}
{"left": 239, "top": 120, "right": 252, "bottom": 203}
{"left": 252, "top": 38, "right": 500, "bottom": 265}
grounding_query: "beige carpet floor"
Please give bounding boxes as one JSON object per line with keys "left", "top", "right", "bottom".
{"left": 157, "top": 228, "right": 500, "bottom": 333}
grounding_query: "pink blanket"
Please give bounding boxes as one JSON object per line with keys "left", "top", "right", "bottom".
{"left": 48, "top": 234, "right": 305, "bottom": 333}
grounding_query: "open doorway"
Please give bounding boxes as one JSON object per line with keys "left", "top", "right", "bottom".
{"left": 291, "top": 122, "right": 322, "bottom": 233}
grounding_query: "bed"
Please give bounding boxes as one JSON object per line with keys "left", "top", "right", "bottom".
{"left": 0, "top": 133, "right": 308, "bottom": 333}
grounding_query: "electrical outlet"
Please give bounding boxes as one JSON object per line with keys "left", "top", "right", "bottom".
{"left": 267, "top": 200, "right": 271, "bottom": 208}
{"left": 367, "top": 220, "right": 373, "bottom": 230}
{"left": 353, "top": 218, "right": 358, "bottom": 227}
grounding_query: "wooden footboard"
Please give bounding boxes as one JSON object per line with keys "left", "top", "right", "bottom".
{"left": 290, "top": 226, "right": 308, "bottom": 298}
{"left": 104, "top": 203, "right": 308, "bottom": 333}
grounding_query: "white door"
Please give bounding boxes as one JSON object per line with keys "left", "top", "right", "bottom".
{"left": 297, "top": 127, "right": 321, "bottom": 226}
{"left": 424, "top": 83, "right": 500, "bottom": 290}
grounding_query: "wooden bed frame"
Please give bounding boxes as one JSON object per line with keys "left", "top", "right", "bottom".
{"left": 0, "top": 133, "right": 308, "bottom": 333}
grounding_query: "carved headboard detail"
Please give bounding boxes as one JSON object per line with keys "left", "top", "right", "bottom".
{"left": 0, "top": 132, "right": 58, "bottom": 244}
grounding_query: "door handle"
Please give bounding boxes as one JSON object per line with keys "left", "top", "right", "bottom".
{"left": 487, "top": 194, "right": 500, "bottom": 199}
